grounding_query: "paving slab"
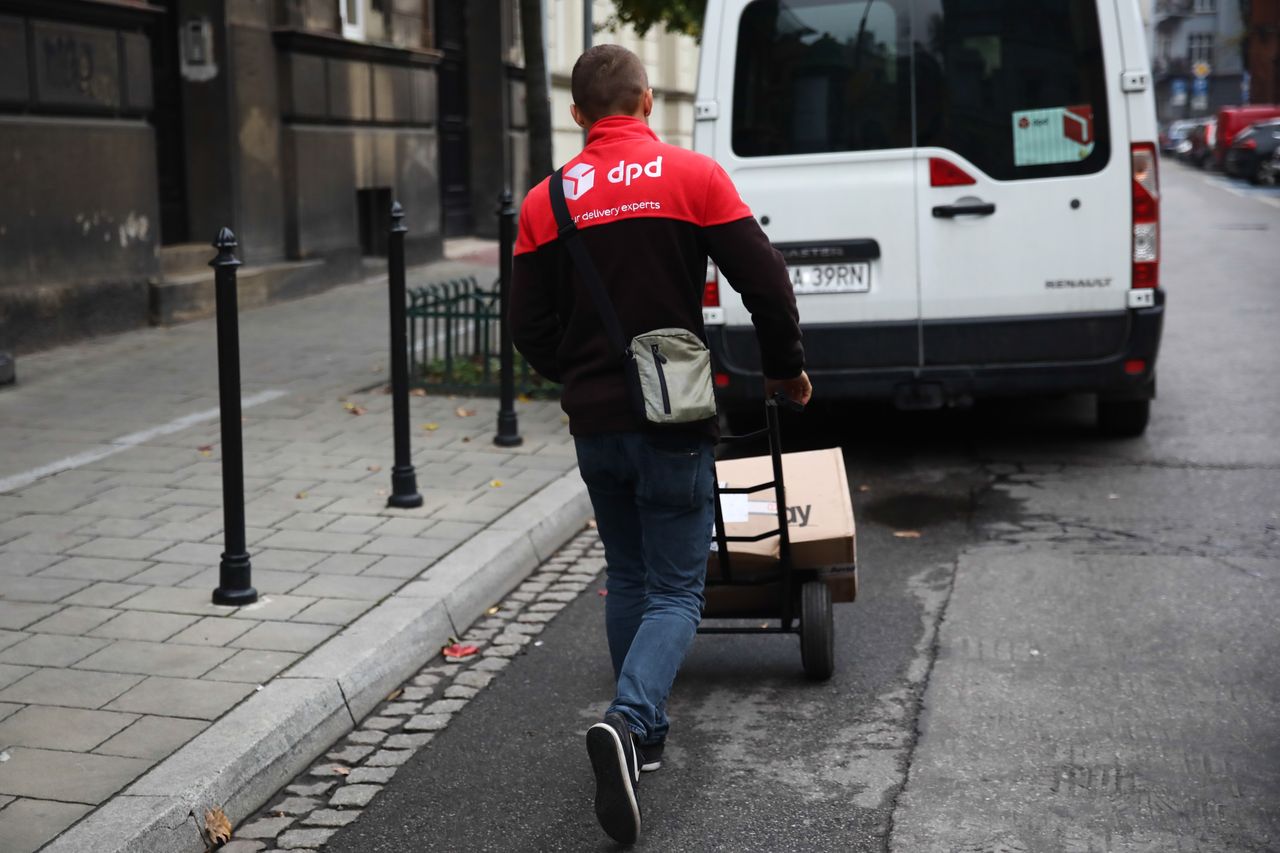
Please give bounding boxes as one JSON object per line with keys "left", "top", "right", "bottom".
{"left": 0, "top": 601, "right": 62, "bottom": 630}
{"left": 0, "top": 705, "right": 137, "bottom": 751}
{"left": 104, "top": 676, "right": 256, "bottom": 719}
{"left": 88, "top": 610, "right": 200, "bottom": 641}
{"left": 0, "top": 747, "right": 153, "bottom": 803}
{"left": 204, "top": 649, "right": 301, "bottom": 683}
{"left": 0, "top": 798, "right": 94, "bottom": 853}
{"left": 74, "top": 639, "right": 235, "bottom": 678}
{"left": 229, "top": 621, "right": 339, "bottom": 654}
{"left": 0, "top": 575, "right": 91, "bottom": 602}
{"left": 25, "top": 605, "right": 119, "bottom": 635}
{"left": 37, "top": 556, "right": 151, "bottom": 582}
{"left": 94, "top": 715, "right": 209, "bottom": 759}
{"left": 0, "top": 634, "right": 110, "bottom": 667}
{"left": 0, "top": 667, "right": 143, "bottom": 708}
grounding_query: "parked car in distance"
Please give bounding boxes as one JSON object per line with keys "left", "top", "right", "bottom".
{"left": 1260, "top": 146, "right": 1280, "bottom": 185}
{"left": 1185, "top": 119, "right": 1217, "bottom": 168}
{"left": 1224, "top": 119, "right": 1280, "bottom": 183}
{"left": 1214, "top": 105, "right": 1280, "bottom": 169}
{"left": 1161, "top": 119, "right": 1197, "bottom": 154}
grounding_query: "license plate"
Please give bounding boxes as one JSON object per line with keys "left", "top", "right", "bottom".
{"left": 789, "top": 262, "right": 871, "bottom": 294}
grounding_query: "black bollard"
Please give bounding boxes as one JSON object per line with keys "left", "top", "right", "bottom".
{"left": 210, "top": 229, "right": 258, "bottom": 606}
{"left": 387, "top": 202, "right": 424, "bottom": 508}
{"left": 494, "top": 190, "right": 523, "bottom": 447}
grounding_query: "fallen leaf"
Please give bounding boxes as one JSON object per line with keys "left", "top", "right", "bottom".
{"left": 486, "top": 605, "right": 501, "bottom": 615}
{"left": 199, "top": 449, "right": 212, "bottom": 458}
{"left": 333, "top": 765, "right": 351, "bottom": 776}
{"left": 295, "top": 491, "right": 308, "bottom": 499}
{"left": 490, "top": 480, "right": 503, "bottom": 488}
{"left": 410, "top": 388, "right": 427, "bottom": 397}
{"left": 367, "top": 464, "right": 382, "bottom": 473}
{"left": 197, "top": 444, "right": 214, "bottom": 453}
{"left": 386, "top": 687, "right": 404, "bottom": 701}
{"left": 587, "top": 519, "right": 598, "bottom": 529}
{"left": 597, "top": 589, "right": 608, "bottom": 597}
{"left": 462, "top": 436, "right": 472, "bottom": 443}
{"left": 204, "top": 807, "right": 232, "bottom": 845}
{"left": 443, "top": 643, "right": 479, "bottom": 660}
{"left": 516, "top": 393, "right": 532, "bottom": 403}
{"left": 893, "top": 530, "right": 922, "bottom": 539}
{"left": 422, "top": 422, "right": 439, "bottom": 431}
{"left": 346, "top": 404, "right": 368, "bottom": 416}
{"left": 455, "top": 406, "right": 476, "bottom": 418}
{"left": 560, "top": 415, "right": 571, "bottom": 424}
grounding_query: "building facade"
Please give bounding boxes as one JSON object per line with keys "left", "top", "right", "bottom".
{"left": 1150, "top": 0, "right": 1248, "bottom": 123}
{"left": 0, "top": 0, "right": 698, "bottom": 355}
{"left": 1246, "top": 0, "right": 1280, "bottom": 104}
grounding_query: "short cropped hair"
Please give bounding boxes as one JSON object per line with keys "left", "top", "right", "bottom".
{"left": 571, "top": 44, "right": 649, "bottom": 123}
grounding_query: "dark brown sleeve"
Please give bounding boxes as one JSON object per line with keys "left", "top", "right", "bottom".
{"left": 510, "top": 248, "right": 564, "bottom": 383}
{"left": 703, "top": 217, "right": 804, "bottom": 380}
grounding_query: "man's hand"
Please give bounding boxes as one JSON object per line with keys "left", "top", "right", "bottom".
{"left": 764, "top": 371, "right": 812, "bottom": 407}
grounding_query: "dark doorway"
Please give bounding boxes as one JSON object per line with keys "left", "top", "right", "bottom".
{"left": 151, "top": 0, "right": 190, "bottom": 245}
{"left": 357, "top": 187, "right": 393, "bottom": 257}
{"left": 437, "top": 0, "right": 473, "bottom": 236}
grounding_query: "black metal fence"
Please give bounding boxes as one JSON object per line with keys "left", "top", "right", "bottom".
{"left": 407, "top": 276, "right": 553, "bottom": 397}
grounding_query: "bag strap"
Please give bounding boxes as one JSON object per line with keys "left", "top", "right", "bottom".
{"left": 548, "top": 167, "right": 632, "bottom": 362}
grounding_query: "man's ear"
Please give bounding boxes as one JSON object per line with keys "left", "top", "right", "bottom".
{"left": 570, "top": 103, "right": 590, "bottom": 130}
{"left": 642, "top": 89, "right": 654, "bottom": 117}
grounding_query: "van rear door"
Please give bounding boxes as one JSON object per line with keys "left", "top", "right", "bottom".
{"left": 704, "top": 0, "right": 921, "bottom": 376}
{"left": 912, "top": 0, "right": 1132, "bottom": 368}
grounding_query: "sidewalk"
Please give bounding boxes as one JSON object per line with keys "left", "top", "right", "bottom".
{"left": 0, "top": 244, "right": 589, "bottom": 852}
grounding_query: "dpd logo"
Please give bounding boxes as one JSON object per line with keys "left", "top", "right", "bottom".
{"left": 562, "top": 163, "right": 595, "bottom": 200}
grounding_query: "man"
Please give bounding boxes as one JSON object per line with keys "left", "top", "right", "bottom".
{"left": 510, "top": 44, "right": 810, "bottom": 845}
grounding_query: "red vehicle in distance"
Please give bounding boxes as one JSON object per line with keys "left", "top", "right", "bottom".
{"left": 1215, "top": 105, "right": 1280, "bottom": 168}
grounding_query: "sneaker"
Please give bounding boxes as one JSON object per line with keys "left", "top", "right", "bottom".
{"left": 586, "top": 712, "right": 641, "bottom": 844}
{"left": 638, "top": 740, "right": 664, "bottom": 773}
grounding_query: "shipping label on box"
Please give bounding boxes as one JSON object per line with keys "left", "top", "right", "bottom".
{"left": 708, "top": 447, "right": 856, "bottom": 575}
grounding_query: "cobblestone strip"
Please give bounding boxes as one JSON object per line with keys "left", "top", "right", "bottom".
{"left": 222, "top": 529, "right": 604, "bottom": 851}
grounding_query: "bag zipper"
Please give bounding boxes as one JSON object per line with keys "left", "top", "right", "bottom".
{"left": 650, "top": 343, "right": 671, "bottom": 415}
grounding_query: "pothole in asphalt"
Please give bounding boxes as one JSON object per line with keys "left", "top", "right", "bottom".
{"left": 860, "top": 493, "right": 971, "bottom": 529}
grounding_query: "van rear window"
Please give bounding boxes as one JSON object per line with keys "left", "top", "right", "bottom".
{"left": 732, "top": 0, "right": 911, "bottom": 157}
{"left": 914, "top": 0, "right": 1110, "bottom": 179}
{"left": 732, "top": 0, "right": 1110, "bottom": 179}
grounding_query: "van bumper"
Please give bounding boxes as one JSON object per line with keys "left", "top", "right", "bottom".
{"left": 709, "top": 291, "right": 1165, "bottom": 408}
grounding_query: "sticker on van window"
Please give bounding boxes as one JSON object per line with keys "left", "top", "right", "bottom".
{"left": 1012, "top": 105, "right": 1095, "bottom": 167}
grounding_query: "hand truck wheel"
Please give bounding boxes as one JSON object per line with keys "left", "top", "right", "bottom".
{"left": 800, "top": 580, "right": 834, "bottom": 680}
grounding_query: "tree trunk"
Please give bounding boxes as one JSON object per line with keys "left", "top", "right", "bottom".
{"left": 520, "top": 0, "right": 555, "bottom": 189}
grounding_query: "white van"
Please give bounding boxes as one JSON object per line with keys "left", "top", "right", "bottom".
{"left": 696, "top": 0, "right": 1164, "bottom": 436}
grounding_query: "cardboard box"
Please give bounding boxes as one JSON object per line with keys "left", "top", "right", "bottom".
{"left": 705, "top": 447, "right": 858, "bottom": 613}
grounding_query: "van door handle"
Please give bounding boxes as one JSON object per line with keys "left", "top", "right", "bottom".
{"left": 932, "top": 202, "right": 996, "bottom": 218}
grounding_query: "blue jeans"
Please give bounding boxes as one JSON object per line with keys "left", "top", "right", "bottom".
{"left": 574, "top": 431, "right": 716, "bottom": 747}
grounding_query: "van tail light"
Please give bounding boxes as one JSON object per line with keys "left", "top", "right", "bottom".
{"left": 929, "top": 157, "right": 977, "bottom": 187}
{"left": 1131, "top": 143, "right": 1159, "bottom": 291}
{"left": 702, "top": 261, "right": 725, "bottom": 325}
{"left": 1241, "top": 138, "right": 1258, "bottom": 150}
{"left": 703, "top": 262, "right": 720, "bottom": 307}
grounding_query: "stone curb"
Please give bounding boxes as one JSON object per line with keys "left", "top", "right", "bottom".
{"left": 42, "top": 469, "right": 591, "bottom": 853}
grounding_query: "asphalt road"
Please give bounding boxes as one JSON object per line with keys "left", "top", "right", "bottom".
{"left": 326, "top": 160, "right": 1279, "bottom": 852}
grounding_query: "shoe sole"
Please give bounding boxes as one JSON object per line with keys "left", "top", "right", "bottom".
{"left": 586, "top": 722, "right": 640, "bottom": 844}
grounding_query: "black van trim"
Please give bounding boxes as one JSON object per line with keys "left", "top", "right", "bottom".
{"left": 709, "top": 292, "right": 1165, "bottom": 404}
